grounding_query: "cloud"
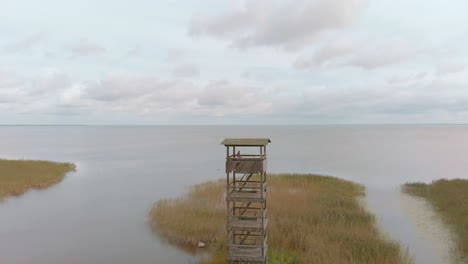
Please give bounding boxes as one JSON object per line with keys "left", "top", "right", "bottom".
{"left": 59, "top": 84, "right": 88, "bottom": 108}
{"left": 190, "top": 0, "right": 367, "bottom": 50}
{"left": 172, "top": 64, "right": 199, "bottom": 78}
{"left": 166, "top": 48, "right": 188, "bottom": 63}
{"left": 196, "top": 80, "right": 272, "bottom": 115}
{"left": 0, "top": 70, "right": 28, "bottom": 106}
{"left": 52, "top": 73, "right": 271, "bottom": 116}
{"left": 86, "top": 75, "right": 272, "bottom": 116}
{"left": 2, "top": 67, "right": 467, "bottom": 123}
{"left": 387, "top": 72, "right": 427, "bottom": 85}
{"left": 29, "top": 68, "right": 71, "bottom": 96}
{"left": 86, "top": 73, "right": 159, "bottom": 102}
{"left": 125, "top": 47, "right": 142, "bottom": 57}
{"left": 278, "top": 80, "right": 468, "bottom": 123}
{"left": 436, "top": 62, "right": 465, "bottom": 76}
{"left": 0, "top": 69, "right": 54, "bottom": 113}
{"left": 3, "top": 33, "right": 43, "bottom": 53}
{"left": 0, "top": 70, "right": 23, "bottom": 88}
{"left": 294, "top": 38, "right": 421, "bottom": 70}
{"left": 65, "top": 39, "right": 106, "bottom": 56}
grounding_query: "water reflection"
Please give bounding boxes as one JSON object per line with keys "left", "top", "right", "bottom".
{"left": 399, "top": 192, "right": 465, "bottom": 264}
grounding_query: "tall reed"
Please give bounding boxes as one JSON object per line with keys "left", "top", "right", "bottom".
{"left": 151, "top": 174, "right": 412, "bottom": 264}
{"left": 0, "top": 159, "right": 75, "bottom": 200}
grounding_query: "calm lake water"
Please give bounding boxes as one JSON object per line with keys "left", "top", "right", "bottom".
{"left": 1, "top": 125, "right": 467, "bottom": 264}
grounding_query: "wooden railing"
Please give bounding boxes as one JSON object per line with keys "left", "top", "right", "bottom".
{"left": 227, "top": 154, "right": 266, "bottom": 160}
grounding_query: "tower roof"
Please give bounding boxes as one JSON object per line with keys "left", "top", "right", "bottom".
{"left": 221, "top": 138, "right": 271, "bottom": 147}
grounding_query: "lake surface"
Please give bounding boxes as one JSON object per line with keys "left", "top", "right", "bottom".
{"left": 1, "top": 125, "right": 467, "bottom": 264}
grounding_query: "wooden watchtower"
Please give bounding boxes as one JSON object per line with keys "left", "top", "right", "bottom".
{"left": 222, "top": 138, "right": 270, "bottom": 264}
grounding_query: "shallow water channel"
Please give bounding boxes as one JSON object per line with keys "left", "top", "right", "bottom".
{"left": 1, "top": 125, "right": 467, "bottom": 263}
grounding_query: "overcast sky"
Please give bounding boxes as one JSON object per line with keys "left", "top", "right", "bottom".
{"left": 1, "top": 0, "right": 467, "bottom": 124}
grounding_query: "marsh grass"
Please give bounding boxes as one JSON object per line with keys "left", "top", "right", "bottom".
{"left": 0, "top": 159, "right": 76, "bottom": 201}
{"left": 403, "top": 179, "right": 468, "bottom": 260}
{"left": 150, "top": 174, "right": 411, "bottom": 264}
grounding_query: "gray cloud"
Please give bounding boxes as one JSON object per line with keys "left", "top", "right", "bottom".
{"left": 0, "top": 69, "right": 66, "bottom": 113}
{"left": 190, "top": 0, "right": 367, "bottom": 50}
{"left": 436, "top": 62, "right": 465, "bottom": 76}
{"left": 3, "top": 68, "right": 467, "bottom": 123}
{"left": 65, "top": 39, "right": 106, "bottom": 56}
{"left": 278, "top": 80, "right": 468, "bottom": 123}
{"left": 29, "top": 69, "right": 71, "bottom": 96}
{"left": 294, "top": 38, "right": 421, "bottom": 70}
{"left": 387, "top": 72, "right": 427, "bottom": 85}
{"left": 0, "top": 70, "right": 27, "bottom": 104}
{"left": 125, "top": 47, "right": 142, "bottom": 57}
{"left": 54, "top": 74, "right": 271, "bottom": 116}
{"left": 0, "top": 70, "right": 23, "bottom": 88}
{"left": 166, "top": 48, "right": 188, "bottom": 63}
{"left": 3, "top": 33, "right": 43, "bottom": 53}
{"left": 86, "top": 74, "right": 159, "bottom": 102}
{"left": 196, "top": 80, "right": 272, "bottom": 115}
{"left": 172, "top": 64, "right": 199, "bottom": 78}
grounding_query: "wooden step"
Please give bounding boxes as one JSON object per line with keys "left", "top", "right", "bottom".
{"left": 226, "top": 190, "right": 266, "bottom": 202}
{"left": 228, "top": 244, "right": 267, "bottom": 263}
{"left": 228, "top": 217, "right": 268, "bottom": 232}
{"left": 227, "top": 182, "right": 266, "bottom": 190}
{"left": 230, "top": 209, "right": 267, "bottom": 219}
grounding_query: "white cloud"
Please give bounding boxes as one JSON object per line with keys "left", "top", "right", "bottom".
{"left": 2, "top": 33, "right": 43, "bottom": 53}
{"left": 190, "top": 0, "right": 367, "bottom": 50}
{"left": 436, "top": 62, "right": 465, "bottom": 76}
{"left": 277, "top": 79, "right": 468, "bottom": 123}
{"left": 1, "top": 67, "right": 468, "bottom": 123}
{"left": 125, "top": 47, "right": 142, "bottom": 57}
{"left": 59, "top": 84, "right": 87, "bottom": 107}
{"left": 387, "top": 72, "right": 427, "bottom": 85}
{"left": 172, "top": 64, "right": 199, "bottom": 78}
{"left": 196, "top": 80, "right": 273, "bottom": 116}
{"left": 294, "top": 38, "right": 422, "bottom": 70}
{"left": 65, "top": 39, "right": 106, "bottom": 56}
{"left": 86, "top": 73, "right": 159, "bottom": 102}
{"left": 0, "top": 70, "right": 27, "bottom": 105}
{"left": 48, "top": 74, "right": 273, "bottom": 117}
{"left": 29, "top": 68, "right": 70, "bottom": 96}
{"left": 166, "top": 48, "right": 188, "bottom": 63}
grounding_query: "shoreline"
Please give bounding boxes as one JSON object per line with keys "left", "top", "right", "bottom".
{"left": 402, "top": 179, "right": 468, "bottom": 263}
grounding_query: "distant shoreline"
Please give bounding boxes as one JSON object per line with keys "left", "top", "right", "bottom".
{"left": 1, "top": 124, "right": 468, "bottom": 127}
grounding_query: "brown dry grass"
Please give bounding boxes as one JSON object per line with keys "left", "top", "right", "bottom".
{"left": 150, "top": 174, "right": 412, "bottom": 264}
{"left": 403, "top": 179, "right": 468, "bottom": 261}
{"left": 0, "top": 159, "right": 75, "bottom": 201}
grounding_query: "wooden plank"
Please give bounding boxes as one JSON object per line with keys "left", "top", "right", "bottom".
{"left": 231, "top": 208, "right": 267, "bottom": 218}
{"left": 221, "top": 138, "right": 271, "bottom": 146}
{"left": 226, "top": 159, "right": 267, "bottom": 174}
{"left": 227, "top": 190, "right": 266, "bottom": 203}
{"left": 228, "top": 217, "right": 268, "bottom": 232}
{"left": 228, "top": 244, "right": 267, "bottom": 262}
{"left": 227, "top": 182, "right": 266, "bottom": 190}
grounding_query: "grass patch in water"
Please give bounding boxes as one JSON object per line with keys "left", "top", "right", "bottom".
{"left": 403, "top": 179, "right": 468, "bottom": 260}
{"left": 150, "top": 174, "right": 412, "bottom": 264}
{"left": 0, "top": 159, "right": 76, "bottom": 201}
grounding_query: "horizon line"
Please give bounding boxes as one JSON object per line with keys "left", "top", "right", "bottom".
{"left": 1, "top": 123, "right": 468, "bottom": 126}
